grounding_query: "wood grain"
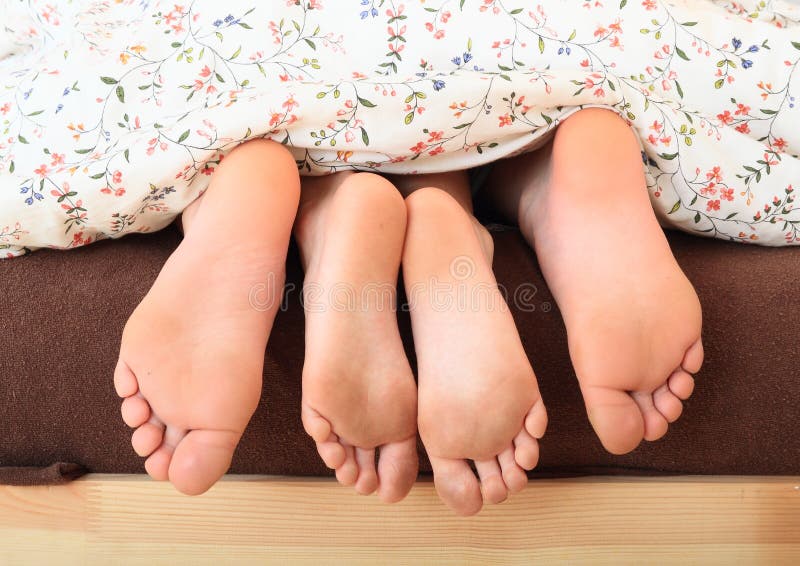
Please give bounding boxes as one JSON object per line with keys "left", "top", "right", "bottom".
{"left": 1, "top": 475, "right": 798, "bottom": 564}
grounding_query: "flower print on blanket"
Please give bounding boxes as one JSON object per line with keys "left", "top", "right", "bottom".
{"left": 1, "top": 0, "right": 800, "bottom": 257}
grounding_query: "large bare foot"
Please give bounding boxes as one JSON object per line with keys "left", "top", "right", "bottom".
{"left": 403, "top": 187, "right": 548, "bottom": 516}
{"left": 294, "top": 172, "right": 419, "bottom": 503}
{"left": 493, "top": 108, "right": 703, "bottom": 455}
{"left": 114, "top": 140, "right": 300, "bottom": 495}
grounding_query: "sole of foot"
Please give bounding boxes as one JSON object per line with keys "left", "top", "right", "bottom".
{"left": 509, "top": 108, "right": 703, "bottom": 455}
{"left": 403, "top": 187, "right": 548, "bottom": 516}
{"left": 296, "top": 172, "right": 419, "bottom": 503}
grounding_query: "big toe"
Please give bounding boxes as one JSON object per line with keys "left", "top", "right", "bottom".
{"left": 582, "top": 385, "right": 645, "bottom": 455}
{"left": 168, "top": 429, "right": 241, "bottom": 496}
{"left": 429, "top": 456, "right": 483, "bottom": 517}
{"left": 377, "top": 437, "right": 419, "bottom": 504}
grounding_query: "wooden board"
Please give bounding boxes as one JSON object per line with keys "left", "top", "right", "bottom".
{"left": 1, "top": 475, "right": 799, "bottom": 564}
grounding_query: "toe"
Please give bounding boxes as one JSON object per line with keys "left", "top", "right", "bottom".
{"left": 114, "top": 359, "right": 138, "bottom": 398}
{"left": 354, "top": 448, "right": 378, "bottom": 496}
{"left": 498, "top": 447, "right": 528, "bottom": 494}
{"left": 653, "top": 384, "right": 684, "bottom": 423}
{"left": 120, "top": 394, "right": 151, "bottom": 428}
{"left": 144, "top": 425, "right": 185, "bottom": 482}
{"left": 335, "top": 444, "right": 358, "bottom": 487}
{"left": 316, "top": 433, "right": 347, "bottom": 469}
{"left": 581, "top": 384, "right": 645, "bottom": 455}
{"left": 668, "top": 370, "right": 695, "bottom": 401}
{"left": 632, "top": 391, "right": 669, "bottom": 442}
{"left": 145, "top": 446, "right": 172, "bottom": 481}
{"left": 376, "top": 437, "right": 418, "bottom": 504}
{"left": 301, "top": 404, "right": 333, "bottom": 444}
{"left": 131, "top": 422, "right": 164, "bottom": 457}
{"left": 475, "top": 459, "right": 508, "bottom": 505}
{"left": 524, "top": 397, "right": 548, "bottom": 440}
{"left": 682, "top": 340, "right": 704, "bottom": 374}
{"left": 429, "top": 456, "right": 483, "bottom": 516}
{"left": 513, "top": 429, "right": 540, "bottom": 471}
{"left": 169, "top": 428, "right": 239, "bottom": 496}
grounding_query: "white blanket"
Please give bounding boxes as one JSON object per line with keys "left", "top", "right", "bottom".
{"left": 1, "top": 0, "right": 799, "bottom": 256}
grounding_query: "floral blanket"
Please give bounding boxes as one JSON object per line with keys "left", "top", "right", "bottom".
{"left": 1, "top": 0, "right": 799, "bottom": 256}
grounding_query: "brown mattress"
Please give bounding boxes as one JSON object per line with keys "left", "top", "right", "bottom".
{"left": 1, "top": 226, "right": 798, "bottom": 485}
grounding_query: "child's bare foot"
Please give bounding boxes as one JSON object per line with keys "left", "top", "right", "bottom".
{"left": 114, "top": 140, "right": 300, "bottom": 495}
{"left": 294, "top": 172, "right": 419, "bottom": 503}
{"left": 402, "top": 186, "right": 547, "bottom": 516}
{"left": 494, "top": 108, "right": 703, "bottom": 455}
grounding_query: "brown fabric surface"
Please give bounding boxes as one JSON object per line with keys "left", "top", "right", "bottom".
{"left": 1, "top": 226, "right": 799, "bottom": 485}
{"left": 0, "top": 463, "right": 86, "bottom": 486}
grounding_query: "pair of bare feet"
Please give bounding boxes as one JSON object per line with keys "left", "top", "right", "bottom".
{"left": 115, "top": 109, "right": 702, "bottom": 515}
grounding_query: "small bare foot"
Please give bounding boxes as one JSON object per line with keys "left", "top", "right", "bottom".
{"left": 403, "top": 187, "right": 548, "bottom": 516}
{"left": 295, "top": 172, "right": 419, "bottom": 503}
{"left": 497, "top": 108, "right": 703, "bottom": 455}
{"left": 115, "top": 140, "right": 300, "bottom": 494}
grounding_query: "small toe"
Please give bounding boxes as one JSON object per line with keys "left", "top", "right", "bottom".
{"left": 429, "top": 456, "right": 483, "bottom": 517}
{"left": 316, "top": 433, "right": 347, "bottom": 470}
{"left": 131, "top": 422, "right": 164, "bottom": 457}
{"left": 513, "top": 429, "right": 540, "bottom": 471}
{"left": 498, "top": 447, "right": 528, "bottom": 494}
{"left": 682, "top": 340, "right": 704, "bottom": 374}
{"left": 120, "top": 395, "right": 151, "bottom": 428}
{"left": 376, "top": 437, "right": 418, "bottom": 504}
{"left": 582, "top": 384, "right": 645, "bottom": 455}
{"left": 524, "top": 398, "right": 548, "bottom": 439}
{"left": 144, "top": 445, "right": 172, "bottom": 481}
{"left": 632, "top": 391, "right": 669, "bottom": 442}
{"left": 335, "top": 444, "right": 358, "bottom": 487}
{"left": 653, "top": 384, "right": 684, "bottom": 423}
{"left": 169, "top": 428, "right": 239, "bottom": 496}
{"left": 301, "top": 404, "right": 333, "bottom": 444}
{"left": 475, "top": 459, "right": 508, "bottom": 505}
{"left": 114, "top": 359, "right": 138, "bottom": 398}
{"left": 354, "top": 448, "right": 378, "bottom": 496}
{"left": 668, "top": 370, "right": 695, "bottom": 401}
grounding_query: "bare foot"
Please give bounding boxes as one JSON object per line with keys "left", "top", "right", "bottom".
{"left": 114, "top": 140, "right": 300, "bottom": 494}
{"left": 495, "top": 108, "right": 703, "bottom": 455}
{"left": 294, "top": 172, "right": 419, "bottom": 503}
{"left": 403, "top": 187, "right": 548, "bottom": 516}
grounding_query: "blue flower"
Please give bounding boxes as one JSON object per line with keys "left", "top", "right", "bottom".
{"left": 748, "top": 45, "right": 759, "bottom": 53}
{"left": 432, "top": 79, "right": 446, "bottom": 91}
{"left": 360, "top": 10, "right": 369, "bottom": 19}
{"left": 360, "top": 0, "right": 369, "bottom": 4}
{"left": 63, "top": 88, "right": 70, "bottom": 96}
{"left": 224, "top": 14, "right": 234, "bottom": 23}
{"left": 213, "top": 19, "right": 223, "bottom": 27}
{"left": 742, "top": 59, "right": 753, "bottom": 69}
{"left": 25, "top": 197, "right": 33, "bottom": 205}
{"left": 34, "top": 192, "right": 43, "bottom": 201}
{"left": 56, "top": 104, "right": 63, "bottom": 113}
{"left": 566, "top": 46, "right": 571, "bottom": 55}
{"left": 558, "top": 47, "right": 564, "bottom": 55}
{"left": 732, "top": 37, "right": 742, "bottom": 50}
{"left": 23, "top": 88, "right": 32, "bottom": 100}
{"left": 371, "top": 8, "right": 378, "bottom": 16}
{"left": 463, "top": 52, "right": 473, "bottom": 63}
{"left": 451, "top": 56, "right": 462, "bottom": 65}
{"left": 19, "top": 186, "right": 29, "bottom": 194}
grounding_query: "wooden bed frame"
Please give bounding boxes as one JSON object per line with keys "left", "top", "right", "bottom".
{"left": 1, "top": 475, "right": 798, "bottom": 563}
